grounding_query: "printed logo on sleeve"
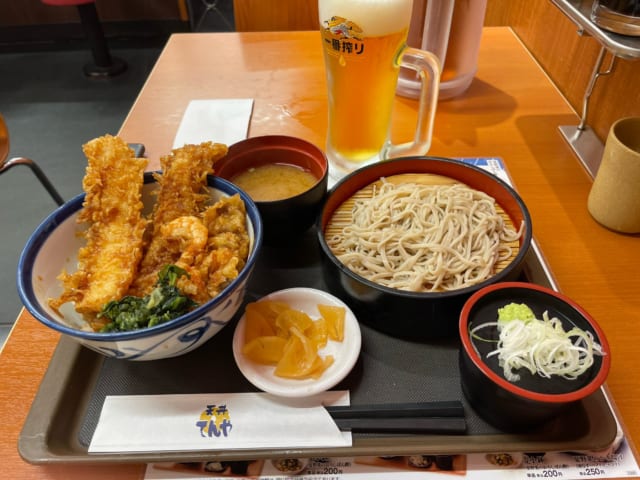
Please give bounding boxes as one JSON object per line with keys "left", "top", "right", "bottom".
{"left": 196, "top": 404, "right": 233, "bottom": 438}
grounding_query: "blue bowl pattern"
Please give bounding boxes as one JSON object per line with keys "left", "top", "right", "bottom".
{"left": 17, "top": 173, "right": 263, "bottom": 361}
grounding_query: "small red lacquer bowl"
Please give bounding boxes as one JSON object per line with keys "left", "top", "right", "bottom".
{"left": 459, "top": 281, "right": 611, "bottom": 432}
{"left": 215, "top": 135, "right": 328, "bottom": 245}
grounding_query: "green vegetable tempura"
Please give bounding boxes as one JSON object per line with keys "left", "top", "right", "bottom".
{"left": 497, "top": 302, "right": 535, "bottom": 323}
{"left": 98, "top": 265, "right": 198, "bottom": 332}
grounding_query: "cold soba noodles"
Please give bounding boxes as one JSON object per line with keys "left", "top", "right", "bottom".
{"left": 326, "top": 178, "right": 524, "bottom": 292}
{"left": 319, "top": 0, "right": 413, "bottom": 168}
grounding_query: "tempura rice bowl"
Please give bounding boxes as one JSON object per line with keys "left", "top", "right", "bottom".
{"left": 317, "top": 157, "right": 532, "bottom": 339}
{"left": 17, "top": 173, "right": 263, "bottom": 361}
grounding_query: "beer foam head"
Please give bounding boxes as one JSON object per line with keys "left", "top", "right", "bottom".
{"left": 319, "top": 0, "right": 413, "bottom": 37}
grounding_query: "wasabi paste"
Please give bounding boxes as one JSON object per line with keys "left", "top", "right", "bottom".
{"left": 497, "top": 302, "right": 535, "bottom": 323}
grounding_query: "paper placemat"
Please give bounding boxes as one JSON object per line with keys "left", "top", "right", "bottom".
{"left": 145, "top": 436, "right": 640, "bottom": 479}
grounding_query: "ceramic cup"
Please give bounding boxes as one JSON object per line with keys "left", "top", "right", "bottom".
{"left": 587, "top": 117, "right": 640, "bottom": 234}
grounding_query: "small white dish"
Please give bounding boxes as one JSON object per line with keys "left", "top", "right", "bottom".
{"left": 232, "top": 287, "right": 361, "bottom": 397}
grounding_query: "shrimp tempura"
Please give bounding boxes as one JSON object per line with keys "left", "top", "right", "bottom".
{"left": 128, "top": 141, "right": 228, "bottom": 297}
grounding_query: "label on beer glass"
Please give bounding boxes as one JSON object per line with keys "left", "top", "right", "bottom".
{"left": 320, "top": 2, "right": 411, "bottom": 170}
{"left": 321, "top": 17, "right": 366, "bottom": 62}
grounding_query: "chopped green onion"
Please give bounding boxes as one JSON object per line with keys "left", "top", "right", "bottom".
{"left": 471, "top": 303, "right": 605, "bottom": 382}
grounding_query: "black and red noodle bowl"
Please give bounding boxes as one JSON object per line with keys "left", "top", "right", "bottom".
{"left": 459, "top": 282, "right": 611, "bottom": 432}
{"left": 316, "top": 157, "right": 533, "bottom": 340}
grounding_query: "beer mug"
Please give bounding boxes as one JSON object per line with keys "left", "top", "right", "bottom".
{"left": 319, "top": 0, "right": 441, "bottom": 178}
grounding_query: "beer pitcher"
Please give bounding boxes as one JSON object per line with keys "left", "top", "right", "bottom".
{"left": 318, "top": 0, "right": 443, "bottom": 178}
{"left": 397, "top": 0, "right": 487, "bottom": 100}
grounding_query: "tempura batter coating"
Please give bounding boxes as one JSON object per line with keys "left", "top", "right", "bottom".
{"left": 49, "top": 136, "right": 249, "bottom": 331}
{"left": 49, "top": 135, "right": 148, "bottom": 315}
{"left": 151, "top": 141, "right": 228, "bottom": 234}
{"left": 197, "top": 194, "right": 250, "bottom": 301}
{"left": 129, "top": 141, "right": 228, "bottom": 296}
{"left": 143, "top": 194, "right": 251, "bottom": 304}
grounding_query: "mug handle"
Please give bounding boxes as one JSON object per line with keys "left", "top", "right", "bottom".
{"left": 384, "top": 47, "right": 441, "bottom": 159}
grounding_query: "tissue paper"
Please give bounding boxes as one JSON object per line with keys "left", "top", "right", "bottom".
{"left": 172, "top": 99, "right": 254, "bottom": 149}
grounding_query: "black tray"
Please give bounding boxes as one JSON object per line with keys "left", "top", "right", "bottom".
{"left": 18, "top": 231, "right": 618, "bottom": 464}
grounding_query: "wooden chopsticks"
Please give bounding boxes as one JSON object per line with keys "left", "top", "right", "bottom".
{"left": 325, "top": 401, "right": 467, "bottom": 434}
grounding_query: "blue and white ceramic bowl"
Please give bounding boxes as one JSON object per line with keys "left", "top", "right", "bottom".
{"left": 17, "top": 173, "right": 263, "bottom": 361}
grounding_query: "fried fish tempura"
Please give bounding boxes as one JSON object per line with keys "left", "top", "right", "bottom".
{"left": 49, "top": 135, "right": 148, "bottom": 316}
{"left": 151, "top": 141, "right": 228, "bottom": 233}
{"left": 128, "top": 141, "right": 228, "bottom": 296}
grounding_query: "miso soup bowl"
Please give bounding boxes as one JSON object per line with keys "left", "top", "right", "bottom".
{"left": 459, "top": 282, "right": 611, "bottom": 432}
{"left": 317, "top": 157, "right": 532, "bottom": 339}
{"left": 17, "top": 173, "right": 263, "bottom": 361}
{"left": 215, "top": 135, "right": 328, "bottom": 245}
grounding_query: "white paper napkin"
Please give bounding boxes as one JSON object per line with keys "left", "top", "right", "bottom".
{"left": 172, "top": 99, "right": 254, "bottom": 149}
{"left": 89, "top": 391, "right": 351, "bottom": 453}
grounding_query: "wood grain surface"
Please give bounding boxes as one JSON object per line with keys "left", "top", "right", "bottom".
{"left": 486, "top": 0, "right": 640, "bottom": 145}
{"left": 233, "top": 0, "right": 318, "bottom": 31}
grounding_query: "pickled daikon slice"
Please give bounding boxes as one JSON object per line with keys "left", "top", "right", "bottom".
{"left": 242, "top": 300, "right": 345, "bottom": 379}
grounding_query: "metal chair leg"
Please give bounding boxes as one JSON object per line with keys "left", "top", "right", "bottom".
{"left": 0, "top": 157, "right": 65, "bottom": 206}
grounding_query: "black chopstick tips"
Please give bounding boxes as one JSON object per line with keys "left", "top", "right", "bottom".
{"left": 325, "top": 401, "right": 467, "bottom": 434}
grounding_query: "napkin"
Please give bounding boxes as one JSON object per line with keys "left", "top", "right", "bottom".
{"left": 172, "top": 99, "right": 254, "bottom": 149}
{"left": 89, "top": 391, "right": 351, "bottom": 453}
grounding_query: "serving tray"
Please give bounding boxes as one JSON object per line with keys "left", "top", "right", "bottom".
{"left": 18, "top": 230, "right": 618, "bottom": 465}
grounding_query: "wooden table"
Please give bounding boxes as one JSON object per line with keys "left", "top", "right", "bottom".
{"left": 2, "top": 28, "right": 639, "bottom": 479}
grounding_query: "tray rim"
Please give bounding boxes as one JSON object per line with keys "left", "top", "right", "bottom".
{"left": 17, "top": 240, "right": 620, "bottom": 465}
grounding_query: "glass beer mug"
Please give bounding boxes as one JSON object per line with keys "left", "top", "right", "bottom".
{"left": 318, "top": 0, "right": 441, "bottom": 178}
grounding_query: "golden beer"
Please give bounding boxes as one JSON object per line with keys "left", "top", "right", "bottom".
{"left": 319, "top": 0, "right": 440, "bottom": 178}
{"left": 322, "top": 29, "right": 408, "bottom": 164}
